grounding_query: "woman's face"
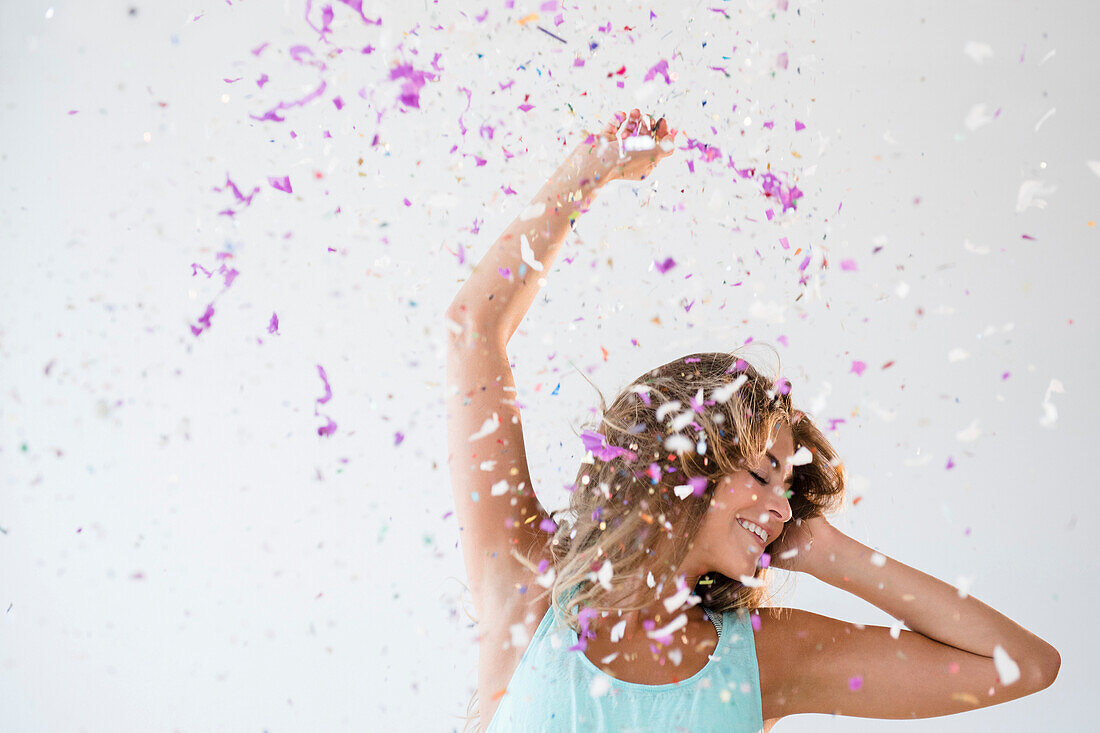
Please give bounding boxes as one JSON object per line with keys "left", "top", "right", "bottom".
{"left": 685, "top": 424, "right": 796, "bottom": 581}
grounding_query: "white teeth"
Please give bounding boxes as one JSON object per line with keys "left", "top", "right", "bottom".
{"left": 737, "top": 518, "right": 767, "bottom": 544}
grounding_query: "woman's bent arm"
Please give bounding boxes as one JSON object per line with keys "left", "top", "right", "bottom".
{"left": 813, "top": 524, "right": 1060, "bottom": 677}
{"left": 759, "top": 517, "right": 1059, "bottom": 719}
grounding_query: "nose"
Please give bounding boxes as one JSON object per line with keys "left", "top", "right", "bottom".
{"left": 763, "top": 483, "right": 792, "bottom": 525}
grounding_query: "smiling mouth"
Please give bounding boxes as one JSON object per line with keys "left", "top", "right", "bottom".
{"left": 740, "top": 523, "right": 764, "bottom": 550}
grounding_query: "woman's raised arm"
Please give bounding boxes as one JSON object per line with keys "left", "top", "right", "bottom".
{"left": 443, "top": 110, "right": 676, "bottom": 617}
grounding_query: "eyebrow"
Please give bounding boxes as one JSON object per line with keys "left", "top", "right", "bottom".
{"left": 766, "top": 452, "right": 795, "bottom": 486}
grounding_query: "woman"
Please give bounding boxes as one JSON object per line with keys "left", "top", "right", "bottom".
{"left": 444, "top": 110, "right": 1059, "bottom": 732}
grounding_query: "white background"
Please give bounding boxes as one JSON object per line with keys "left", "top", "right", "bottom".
{"left": 1, "top": 1, "right": 1096, "bottom": 731}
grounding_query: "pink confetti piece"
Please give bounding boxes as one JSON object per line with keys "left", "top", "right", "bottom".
{"left": 539, "top": 518, "right": 557, "bottom": 533}
{"left": 389, "top": 54, "right": 443, "bottom": 109}
{"left": 394, "top": 431, "right": 405, "bottom": 446}
{"left": 776, "top": 52, "right": 788, "bottom": 70}
{"left": 251, "top": 80, "right": 328, "bottom": 123}
{"left": 316, "top": 365, "right": 334, "bottom": 405}
{"left": 946, "top": 456, "right": 955, "bottom": 470}
{"left": 794, "top": 120, "right": 806, "bottom": 132}
{"left": 581, "top": 430, "right": 638, "bottom": 462}
{"left": 267, "top": 312, "right": 280, "bottom": 334}
{"left": 268, "top": 175, "right": 293, "bottom": 193}
{"left": 655, "top": 257, "right": 677, "bottom": 273}
{"left": 750, "top": 613, "right": 761, "bottom": 631}
{"left": 850, "top": 360, "right": 867, "bottom": 376}
{"left": 840, "top": 258, "right": 858, "bottom": 271}
{"left": 314, "top": 365, "right": 337, "bottom": 437}
{"left": 644, "top": 59, "right": 672, "bottom": 84}
{"left": 849, "top": 675, "right": 863, "bottom": 691}
{"left": 779, "top": 237, "right": 790, "bottom": 249}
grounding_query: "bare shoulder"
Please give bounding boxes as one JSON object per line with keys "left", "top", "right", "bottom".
{"left": 475, "top": 585, "right": 552, "bottom": 729}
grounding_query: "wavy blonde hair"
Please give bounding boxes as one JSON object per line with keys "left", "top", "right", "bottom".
{"left": 545, "top": 349, "right": 846, "bottom": 633}
{"left": 461, "top": 348, "right": 846, "bottom": 731}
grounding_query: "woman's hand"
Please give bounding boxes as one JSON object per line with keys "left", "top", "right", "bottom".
{"left": 571, "top": 109, "right": 678, "bottom": 184}
{"left": 766, "top": 514, "right": 839, "bottom": 575}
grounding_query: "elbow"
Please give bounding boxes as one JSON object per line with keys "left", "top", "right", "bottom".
{"left": 1031, "top": 645, "right": 1061, "bottom": 690}
{"left": 1040, "top": 646, "right": 1061, "bottom": 687}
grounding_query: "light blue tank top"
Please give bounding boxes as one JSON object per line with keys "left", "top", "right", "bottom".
{"left": 485, "top": 594, "right": 764, "bottom": 733}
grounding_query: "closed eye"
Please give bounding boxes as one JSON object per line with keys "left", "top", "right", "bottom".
{"left": 748, "top": 471, "right": 768, "bottom": 486}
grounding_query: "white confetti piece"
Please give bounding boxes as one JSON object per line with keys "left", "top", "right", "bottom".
{"left": 490, "top": 480, "right": 510, "bottom": 496}
{"left": 535, "top": 567, "right": 556, "bottom": 588}
{"left": 622, "top": 135, "right": 657, "bottom": 152}
{"left": 993, "top": 645, "right": 1021, "bottom": 685}
{"left": 667, "top": 648, "right": 683, "bottom": 666}
{"left": 1086, "top": 161, "right": 1100, "bottom": 178}
{"left": 646, "top": 571, "right": 655, "bottom": 588}
{"left": 895, "top": 280, "right": 910, "bottom": 298}
{"left": 789, "top": 446, "right": 814, "bottom": 466}
{"left": 738, "top": 574, "right": 765, "bottom": 587}
{"left": 596, "top": 559, "right": 613, "bottom": 591}
{"left": 673, "top": 484, "right": 694, "bottom": 500}
{"left": 519, "top": 233, "right": 544, "bottom": 272}
{"left": 670, "top": 410, "right": 695, "bottom": 432}
{"left": 664, "top": 434, "right": 694, "bottom": 454}
{"left": 866, "top": 400, "right": 897, "bottom": 422}
{"left": 468, "top": 412, "right": 501, "bottom": 441}
{"left": 963, "top": 238, "right": 990, "bottom": 255}
{"left": 520, "top": 201, "right": 546, "bottom": 220}
{"left": 1015, "top": 179, "right": 1058, "bottom": 213}
{"left": 647, "top": 613, "right": 688, "bottom": 639}
{"left": 711, "top": 374, "right": 748, "bottom": 404}
{"left": 479, "top": 460, "right": 497, "bottom": 471}
{"left": 663, "top": 583, "right": 693, "bottom": 613}
{"left": 656, "top": 400, "right": 683, "bottom": 422}
{"left": 610, "top": 619, "right": 627, "bottom": 643}
{"left": 956, "top": 419, "right": 982, "bottom": 442}
{"left": 510, "top": 622, "right": 529, "bottom": 647}
{"left": 748, "top": 299, "right": 787, "bottom": 324}
{"left": 948, "top": 348, "right": 970, "bottom": 363}
{"left": 889, "top": 620, "right": 903, "bottom": 639}
{"left": 1033, "top": 107, "right": 1056, "bottom": 133}
{"left": 600, "top": 652, "right": 620, "bottom": 664}
{"left": 964, "top": 103, "right": 996, "bottom": 131}
{"left": 1039, "top": 378, "right": 1064, "bottom": 428}
{"left": 956, "top": 575, "right": 973, "bottom": 599}
{"left": 963, "top": 41, "right": 994, "bottom": 63}
{"left": 589, "top": 675, "right": 612, "bottom": 698}
{"left": 870, "top": 552, "right": 887, "bottom": 567}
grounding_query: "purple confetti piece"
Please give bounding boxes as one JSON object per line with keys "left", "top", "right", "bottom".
{"left": 644, "top": 59, "right": 672, "bottom": 84}
{"left": 581, "top": 430, "right": 638, "bottom": 462}
{"left": 267, "top": 312, "right": 280, "bottom": 334}
{"left": 655, "top": 257, "right": 677, "bottom": 273}
{"left": 316, "top": 364, "right": 334, "bottom": 405}
{"left": 268, "top": 175, "right": 293, "bottom": 193}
